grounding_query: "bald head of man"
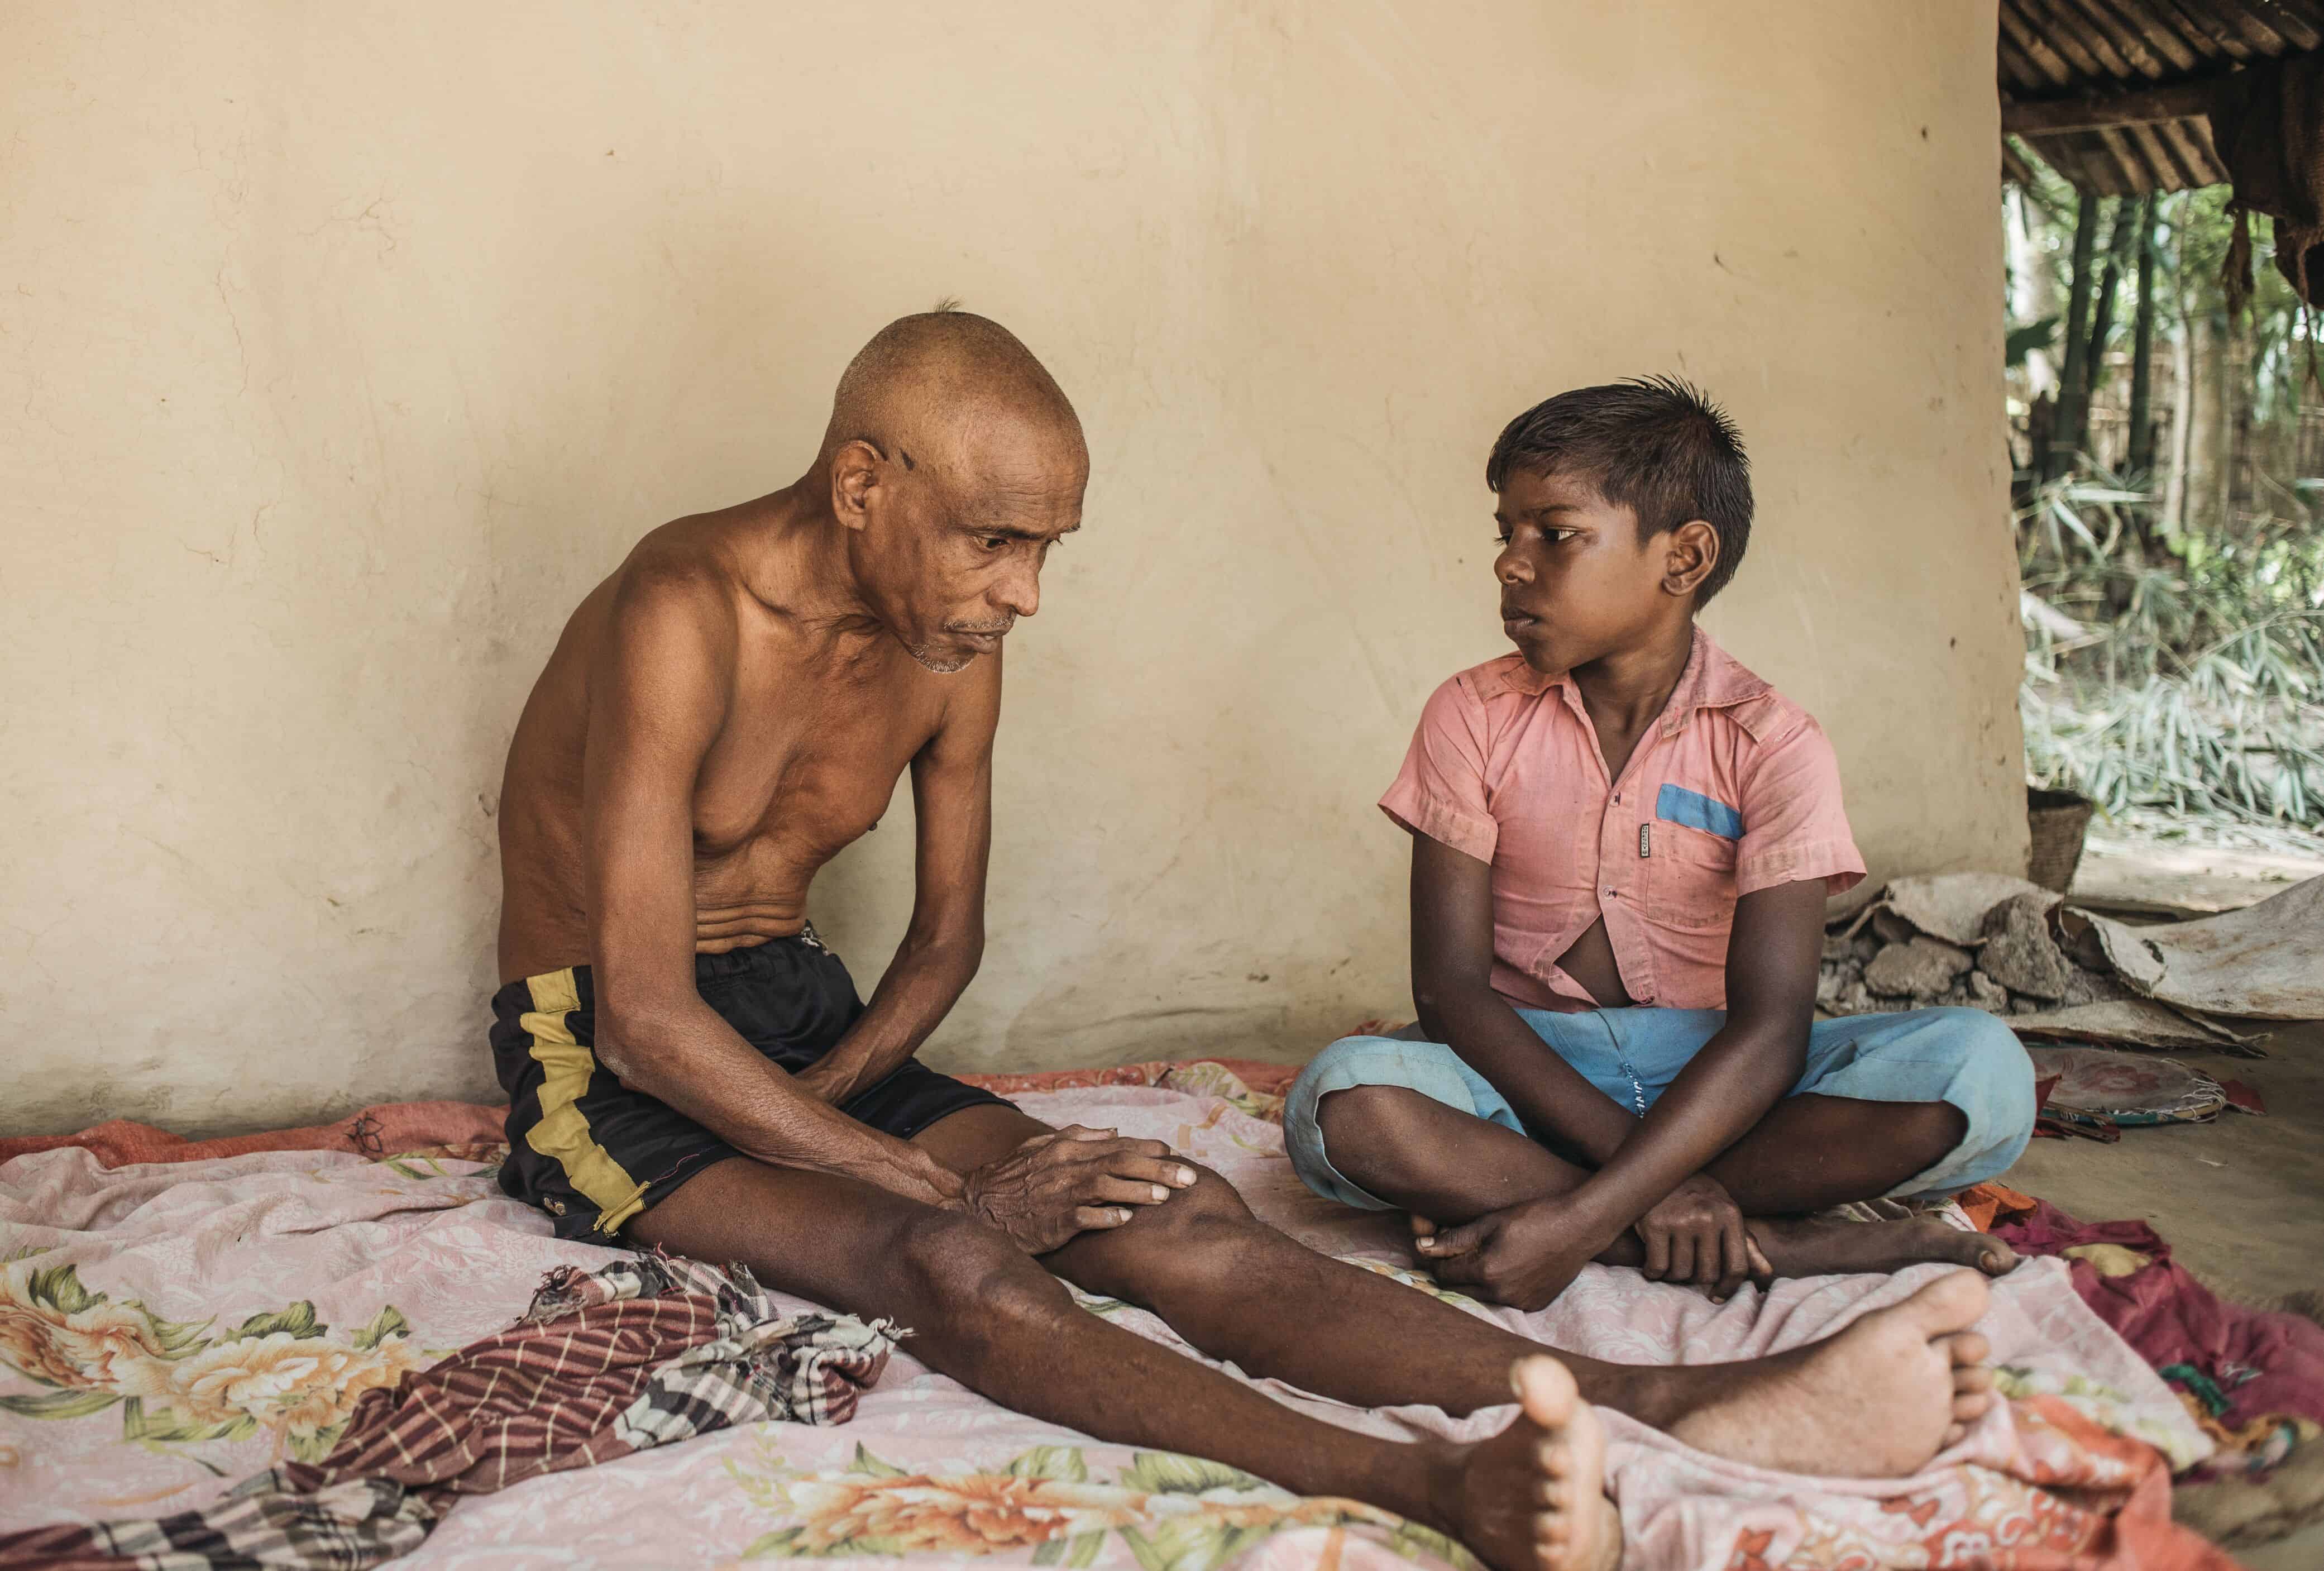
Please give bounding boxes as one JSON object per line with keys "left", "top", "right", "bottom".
{"left": 818, "top": 309, "right": 1088, "bottom": 674}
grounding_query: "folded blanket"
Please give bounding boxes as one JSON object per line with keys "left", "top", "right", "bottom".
{"left": 0, "top": 1253, "right": 896, "bottom": 1569}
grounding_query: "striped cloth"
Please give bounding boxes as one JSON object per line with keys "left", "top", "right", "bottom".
{"left": 0, "top": 1253, "right": 900, "bottom": 1570}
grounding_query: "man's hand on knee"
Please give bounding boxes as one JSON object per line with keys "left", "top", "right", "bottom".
{"left": 961, "top": 1126, "right": 1197, "bottom": 1254}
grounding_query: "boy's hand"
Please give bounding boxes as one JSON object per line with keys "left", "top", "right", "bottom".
{"left": 1413, "top": 1200, "right": 1600, "bottom": 1311}
{"left": 1633, "top": 1173, "right": 1773, "bottom": 1302}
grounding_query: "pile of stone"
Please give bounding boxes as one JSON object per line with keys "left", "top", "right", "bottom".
{"left": 1819, "top": 889, "right": 2132, "bottom": 1018}
{"left": 1811, "top": 870, "right": 2324, "bottom": 1053}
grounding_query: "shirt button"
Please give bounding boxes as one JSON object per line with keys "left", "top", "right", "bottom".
{"left": 1605, "top": 888, "right": 1617, "bottom": 897}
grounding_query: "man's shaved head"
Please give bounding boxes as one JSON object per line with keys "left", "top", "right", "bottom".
{"left": 819, "top": 308, "right": 1087, "bottom": 674}
{"left": 824, "top": 307, "right": 1085, "bottom": 478}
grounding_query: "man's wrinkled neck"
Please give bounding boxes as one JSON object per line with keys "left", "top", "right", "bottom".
{"left": 745, "top": 471, "right": 887, "bottom": 642}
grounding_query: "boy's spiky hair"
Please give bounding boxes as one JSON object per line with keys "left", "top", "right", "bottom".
{"left": 1485, "top": 375, "right": 1753, "bottom": 604}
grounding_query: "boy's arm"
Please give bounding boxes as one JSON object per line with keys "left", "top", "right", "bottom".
{"left": 1553, "top": 875, "right": 1825, "bottom": 1232}
{"left": 1409, "top": 834, "right": 1639, "bottom": 1165}
{"left": 1421, "top": 876, "right": 1826, "bottom": 1307}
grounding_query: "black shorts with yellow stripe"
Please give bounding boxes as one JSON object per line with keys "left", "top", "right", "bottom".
{"left": 489, "top": 926, "right": 1011, "bottom": 1241}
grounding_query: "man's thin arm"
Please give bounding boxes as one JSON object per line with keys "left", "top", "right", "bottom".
{"left": 581, "top": 567, "right": 963, "bottom": 1207}
{"left": 1410, "top": 834, "right": 1639, "bottom": 1167}
{"left": 1555, "top": 877, "right": 1826, "bottom": 1244}
{"left": 797, "top": 650, "right": 1000, "bottom": 1105}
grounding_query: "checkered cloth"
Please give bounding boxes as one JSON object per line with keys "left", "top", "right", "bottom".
{"left": 0, "top": 1252, "right": 900, "bottom": 1569}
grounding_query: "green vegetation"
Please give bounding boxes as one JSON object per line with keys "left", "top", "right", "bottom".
{"left": 2006, "top": 144, "right": 2324, "bottom": 838}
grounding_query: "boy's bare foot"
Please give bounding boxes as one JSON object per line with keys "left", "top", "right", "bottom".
{"left": 1666, "top": 1269, "right": 1995, "bottom": 1476}
{"left": 1433, "top": 1357, "right": 1622, "bottom": 1571}
{"left": 1748, "top": 1216, "right": 2017, "bottom": 1280}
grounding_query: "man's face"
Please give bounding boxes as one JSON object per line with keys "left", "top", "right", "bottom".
{"left": 847, "top": 416, "right": 1087, "bottom": 674}
{"left": 1491, "top": 466, "right": 1674, "bottom": 675}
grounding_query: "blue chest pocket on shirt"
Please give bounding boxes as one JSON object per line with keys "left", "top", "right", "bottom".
{"left": 1656, "top": 784, "right": 1743, "bottom": 841}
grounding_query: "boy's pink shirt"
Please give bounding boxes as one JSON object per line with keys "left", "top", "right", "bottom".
{"left": 1380, "top": 626, "right": 1866, "bottom": 1011}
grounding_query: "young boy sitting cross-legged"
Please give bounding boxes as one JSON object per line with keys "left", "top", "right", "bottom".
{"left": 1284, "top": 377, "right": 2037, "bottom": 1311}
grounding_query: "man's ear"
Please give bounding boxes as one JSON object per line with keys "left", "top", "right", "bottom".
{"left": 829, "top": 439, "right": 883, "bottom": 534}
{"left": 1663, "top": 521, "right": 1719, "bottom": 597}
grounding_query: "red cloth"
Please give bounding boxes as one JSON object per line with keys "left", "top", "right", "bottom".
{"left": 1953, "top": 1180, "right": 2038, "bottom": 1233}
{"left": 0, "top": 1059, "right": 1304, "bottom": 1170}
{"left": 0, "top": 1101, "right": 507, "bottom": 1168}
{"left": 1995, "top": 1199, "right": 2324, "bottom": 1454}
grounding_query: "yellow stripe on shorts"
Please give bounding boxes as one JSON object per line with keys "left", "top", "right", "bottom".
{"left": 521, "top": 967, "right": 649, "bottom": 1235}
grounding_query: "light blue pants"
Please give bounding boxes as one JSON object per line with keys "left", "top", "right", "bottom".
{"left": 1284, "top": 1006, "right": 2038, "bottom": 1210}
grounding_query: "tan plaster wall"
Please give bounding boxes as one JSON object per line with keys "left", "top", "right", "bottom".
{"left": 0, "top": 2, "right": 2022, "bottom": 1137}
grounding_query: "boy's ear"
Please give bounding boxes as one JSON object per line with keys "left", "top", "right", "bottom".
{"left": 1662, "top": 521, "right": 1719, "bottom": 599}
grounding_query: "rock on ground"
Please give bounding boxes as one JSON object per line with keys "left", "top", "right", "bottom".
{"left": 1978, "top": 892, "right": 2078, "bottom": 1001}
{"left": 1863, "top": 936, "right": 1974, "bottom": 1000}
{"left": 1962, "top": 970, "right": 2011, "bottom": 1013}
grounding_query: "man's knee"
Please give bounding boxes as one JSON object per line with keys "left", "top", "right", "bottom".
{"left": 1112, "top": 1162, "right": 1252, "bottom": 1241}
{"left": 1067, "top": 1163, "right": 1274, "bottom": 1315}
{"left": 890, "top": 1206, "right": 1072, "bottom": 1336}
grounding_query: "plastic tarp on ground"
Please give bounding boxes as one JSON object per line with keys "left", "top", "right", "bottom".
{"left": 2065, "top": 877, "right": 2324, "bottom": 1023}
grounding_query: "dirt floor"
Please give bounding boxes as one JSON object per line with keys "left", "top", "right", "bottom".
{"left": 2072, "top": 833, "right": 2324, "bottom": 918}
{"left": 1998, "top": 842, "right": 2324, "bottom": 1566}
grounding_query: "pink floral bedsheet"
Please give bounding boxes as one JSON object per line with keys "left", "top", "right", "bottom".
{"left": 0, "top": 1063, "right": 2227, "bottom": 1570}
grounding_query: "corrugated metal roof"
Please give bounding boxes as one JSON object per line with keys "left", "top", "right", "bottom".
{"left": 2001, "top": 0, "right": 2324, "bottom": 193}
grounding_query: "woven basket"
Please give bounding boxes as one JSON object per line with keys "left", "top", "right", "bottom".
{"left": 2027, "top": 787, "right": 2096, "bottom": 892}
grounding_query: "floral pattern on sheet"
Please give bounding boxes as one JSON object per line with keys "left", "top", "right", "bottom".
{"left": 0, "top": 1253, "right": 424, "bottom": 1464}
{"left": 2, "top": 1061, "right": 2230, "bottom": 1570}
{"left": 1995, "top": 1361, "right": 2213, "bottom": 1473}
{"left": 729, "top": 1437, "right": 1472, "bottom": 1569}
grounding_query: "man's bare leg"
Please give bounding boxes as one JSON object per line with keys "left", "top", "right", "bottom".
{"left": 1315, "top": 1087, "right": 2016, "bottom": 1278}
{"left": 629, "top": 1157, "right": 1613, "bottom": 1571}
{"left": 913, "top": 1106, "right": 1997, "bottom": 1470}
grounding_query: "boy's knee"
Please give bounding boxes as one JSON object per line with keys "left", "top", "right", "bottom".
{"left": 1294, "top": 1033, "right": 1397, "bottom": 1092}
{"left": 1288, "top": 1035, "right": 1457, "bottom": 1142}
{"left": 1930, "top": 1007, "right": 2036, "bottom": 1104}
{"left": 1313, "top": 1082, "right": 1432, "bottom": 1150}
{"left": 1919, "top": 1007, "right": 2039, "bottom": 1181}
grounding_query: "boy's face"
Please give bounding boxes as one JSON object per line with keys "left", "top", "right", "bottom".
{"left": 1491, "top": 466, "right": 1698, "bottom": 674}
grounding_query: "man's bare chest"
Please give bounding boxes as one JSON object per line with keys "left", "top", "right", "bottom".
{"left": 690, "top": 679, "right": 939, "bottom": 862}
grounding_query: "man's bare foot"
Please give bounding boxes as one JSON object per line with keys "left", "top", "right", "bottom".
{"left": 1941, "top": 1360, "right": 1996, "bottom": 1451}
{"left": 1432, "top": 1357, "right": 1621, "bottom": 1571}
{"left": 1748, "top": 1216, "right": 2017, "bottom": 1279}
{"left": 1666, "top": 1269, "right": 1995, "bottom": 1477}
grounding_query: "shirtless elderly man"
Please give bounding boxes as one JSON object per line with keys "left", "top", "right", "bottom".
{"left": 490, "top": 309, "right": 1997, "bottom": 1571}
